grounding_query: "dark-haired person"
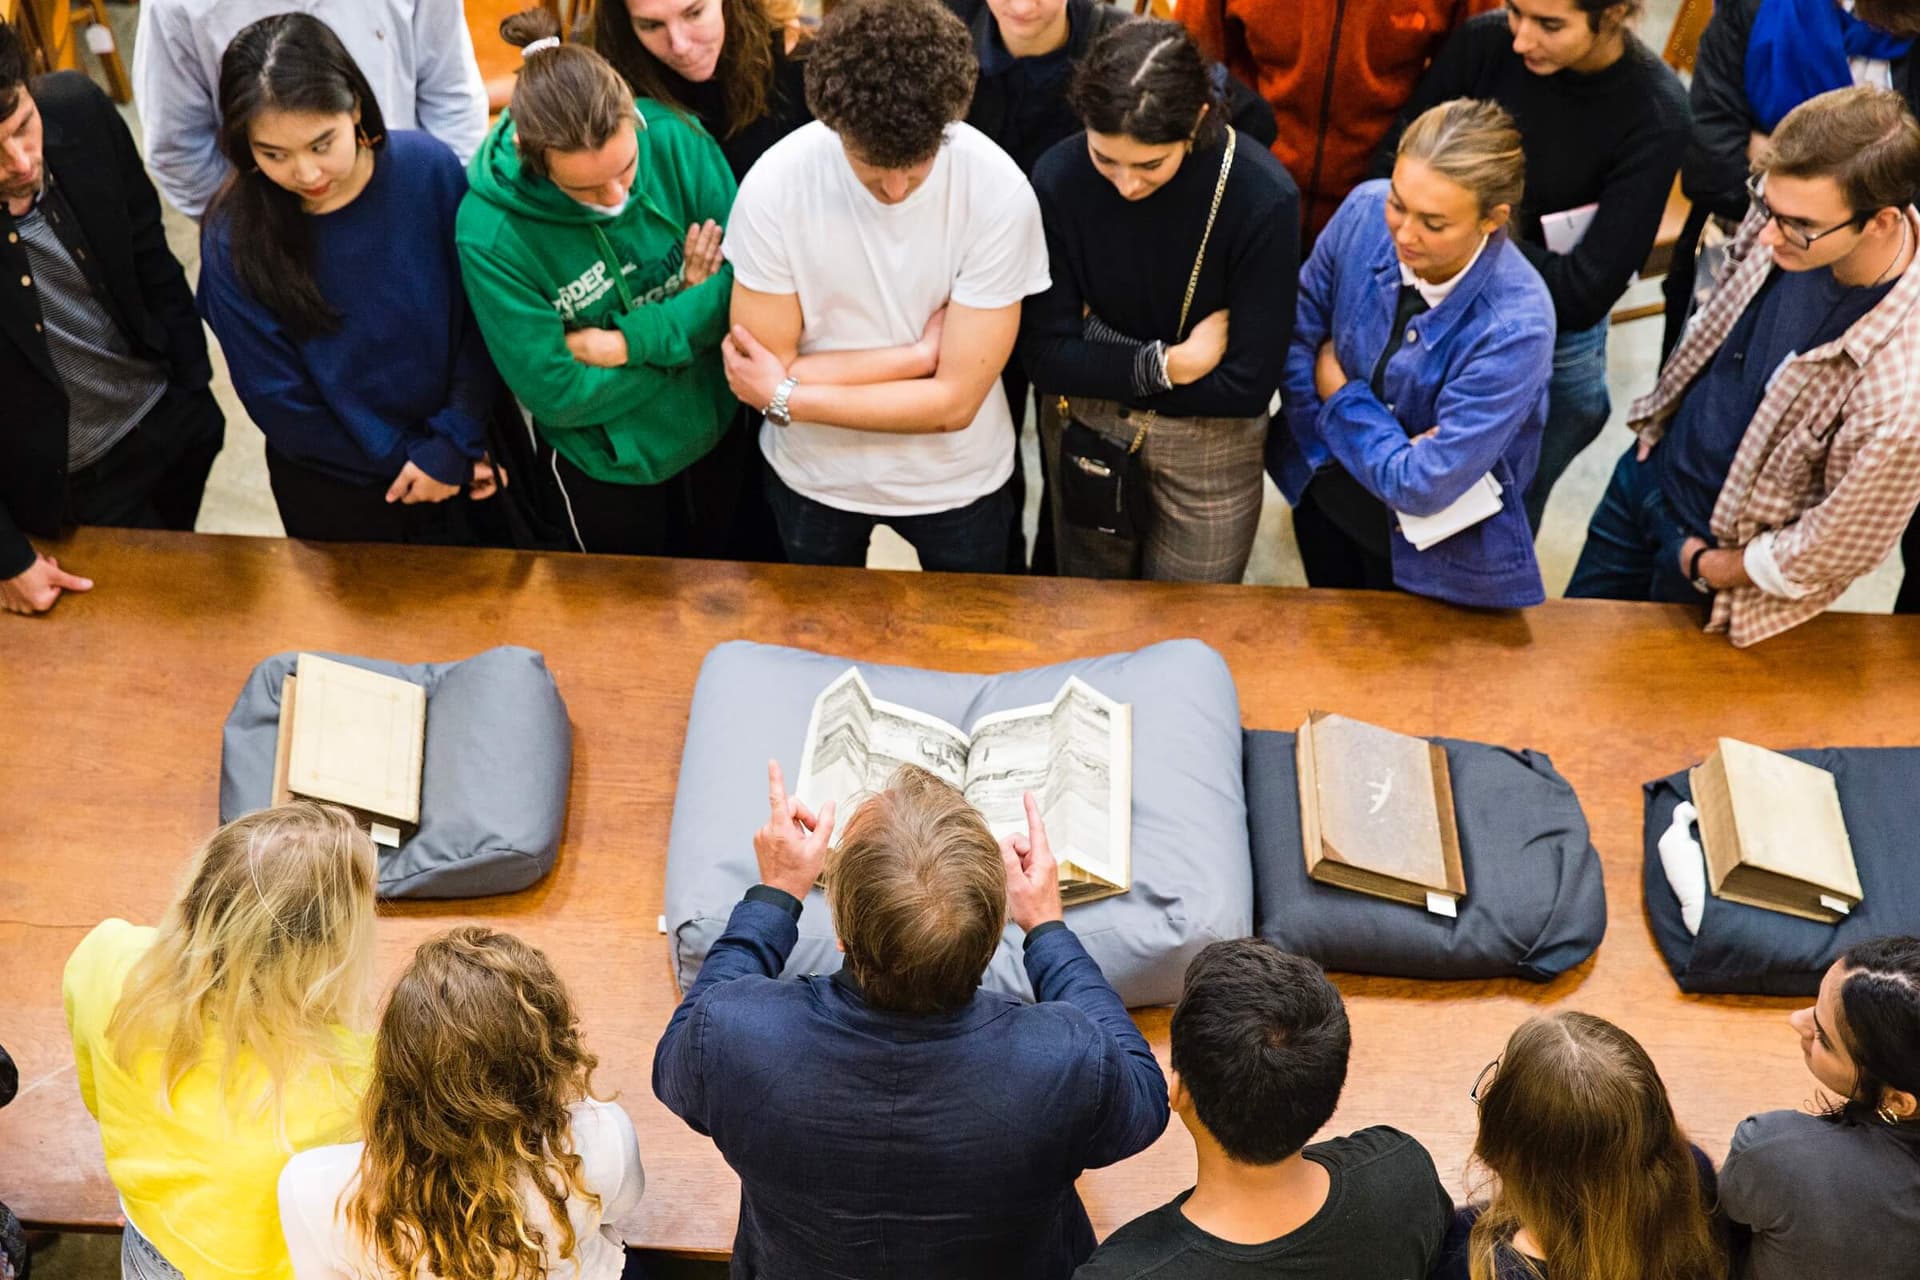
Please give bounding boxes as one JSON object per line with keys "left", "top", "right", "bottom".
{"left": 279, "top": 927, "right": 644, "bottom": 1280}
{"left": 0, "top": 25, "right": 223, "bottom": 616}
{"left": 1432, "top": 1012, "right": 1724, "bottom": 1280}
{"left": 1567, "top": 86, "right": 1920, "bottom": 646}
{"left": 1720, "top": 936, "right": 1920, "bottom": 1279}
{"left": 197, "top": 14, "right": 507, "bottom": 546}
{"left": 1023, "top": 20, "right": 1298, "bottom": 582}
{"left": 1180, "top": 0, "right": 1497, "bottom": 249}
{"left": 134, "top": 0, "right": 487, "bottom": 220}
{"left": 1278, "top": 99, "right": 1553, "bottom": 607}
{"left": 720, "top": 0, "right": 1052, "bottom": 573}
{"left": 1379, "top": 0, "right": 1688, "bottom": 530}
{"left": 1075, "top": 939, "right": 1450, "bottom": 1278}
{"left": 459, "top": 9, "right": 738, "bottom": 557}
{"left": 654, "top": 762, "right": 1167, "bottom": 1277}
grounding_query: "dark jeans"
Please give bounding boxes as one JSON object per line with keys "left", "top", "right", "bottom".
{"left": 1292, "top": 475, "right": 1396, "bottom": 591}
{"left": 1565, "top": 445, "right": 1710, "bottom": 604}
{"left": 64, "top": 383, "right": 223, "bottom": 532}
{"left": 763, "top": 470, "right": 1014, "bottom": 573}
{"left": 1524, "top": 318, "right": 1612, "bottom": 531}
{"left": 713, "top": 408, "right": 788, "bottom": 563}
{"left": 998, "top": 367, "right": 1055, "bottom": 575}
{"left": 266, "top": 446, "right": 478, "bottom": 546}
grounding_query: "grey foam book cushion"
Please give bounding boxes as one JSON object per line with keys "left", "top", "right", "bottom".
{"left": 1644, "top": 747, "right": 1920, "bottom": 996}
{"left": 220, "top": 647, "right": 571, "bottom": 899}
{"left": 1245, "top": 729, "right": 1605, "bottom": 982}
{"left": 664, "top": 639, "right": 1251, "bottom": 1007}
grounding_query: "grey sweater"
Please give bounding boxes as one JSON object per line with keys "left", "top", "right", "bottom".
{"left": 1721, "top": 1108, "right": 1920, "bottom": 1280}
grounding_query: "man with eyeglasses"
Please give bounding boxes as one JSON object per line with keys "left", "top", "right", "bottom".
{"left": 1567, "top": 85, "right": 1920, "bottom": 646}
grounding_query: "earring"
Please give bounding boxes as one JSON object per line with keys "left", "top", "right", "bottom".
{"left": 356, "top": 126, "right": 384, "bottom": 149}
{"left": 1878, "top": 1103, "right": 1901, "bottom": 1125}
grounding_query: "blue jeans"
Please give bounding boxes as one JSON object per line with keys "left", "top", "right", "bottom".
{"left": 764, "top": 471, "right": 1014, "bottom": 573}
{"left": 121, "top": 1219, "right": 184, "bottom": 1280}
{"left": 1565, "top": 445, "right": 1710, "bottom": 604}
{"left": 1524, "top": 318, "right": 1612, "bottom": 531}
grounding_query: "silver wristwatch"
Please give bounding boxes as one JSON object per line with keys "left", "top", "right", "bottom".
{"left": 764, "top": 375, "right": 799, "bottom": 428}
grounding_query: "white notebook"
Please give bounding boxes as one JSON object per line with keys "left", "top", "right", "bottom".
{"left": 1396, "top": 474, "right": 1504, "bottom": 551}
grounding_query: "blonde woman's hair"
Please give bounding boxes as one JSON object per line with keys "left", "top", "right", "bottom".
{"left": 348, "top": 927, "right": 603, "bottom": 1280}
{"left": 1467, "top": 1012, "right": 1724, "bottom": 1280}
{"left": 106, "top": 802, "right": 378, "bottom": 1114}
{"left": 1396, "top": 98, "right": 1527, "bottom": 218}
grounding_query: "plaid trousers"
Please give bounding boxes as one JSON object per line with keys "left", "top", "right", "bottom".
{"left": 1041, "top": 395, "right": 1269, "bottom": 583}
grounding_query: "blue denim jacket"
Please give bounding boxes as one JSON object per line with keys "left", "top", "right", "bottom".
{"left": 653, "top": 896, "right": 1169, "bottom": 1279}
{"left": 1276, "top": 180, "right": 1555, "bottom": 608}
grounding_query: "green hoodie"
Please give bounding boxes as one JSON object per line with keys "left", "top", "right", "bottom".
{"left": 457, "top": 99, "right": 737, "bottom": 486}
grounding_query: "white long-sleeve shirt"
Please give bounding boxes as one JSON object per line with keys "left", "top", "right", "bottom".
{"left": 278, "top": 1098, "right": 647, "bottom": 1280}
{"left": 132, "top": 0, "right": 488, "bottom": 219}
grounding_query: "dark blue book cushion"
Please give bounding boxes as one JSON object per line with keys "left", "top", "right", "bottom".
{"left": 1244, "top": 729, "right": 1606, "bottom": 982}
{"left": 1643, "top": 747, "right": 1920, "bottom": 996}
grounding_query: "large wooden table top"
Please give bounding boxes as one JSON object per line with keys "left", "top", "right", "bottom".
{"left": 4, "top": 528, "right": 1917, "bottom": 1256}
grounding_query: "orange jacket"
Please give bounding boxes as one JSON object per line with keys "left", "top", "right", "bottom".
{"left": 1179, "top": 0, "right": 1499, "bottom": 245}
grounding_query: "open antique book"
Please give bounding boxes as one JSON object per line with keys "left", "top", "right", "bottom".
{"left": 795, "top": 668, "right": 1133, "bottom": 905}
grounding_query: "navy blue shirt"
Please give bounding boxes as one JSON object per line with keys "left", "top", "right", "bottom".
{"left": 1658, "top": 266, "right": 1893, "bottom": 537}
{"left": 197, "top": 130, "right": 497, "bottom": 487}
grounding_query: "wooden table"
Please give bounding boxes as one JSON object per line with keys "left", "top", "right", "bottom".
{"left": 4, "top": 528, "right": 1917, "bottom": 1256}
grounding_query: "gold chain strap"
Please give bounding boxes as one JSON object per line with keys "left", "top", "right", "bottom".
{"left": 1126, "top": 126, "right": 1237, "bottom": 455}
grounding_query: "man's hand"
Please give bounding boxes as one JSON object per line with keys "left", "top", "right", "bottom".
{"left": 723, "top": 323, "right": 791, "bottom": 411}
{"left": 754, "top": 759, "right": 835, "bottom": 901}
{"left": 683, "top": 220, "right": 725, "bottom": 288}
{"left": 469, "top": 458, "right": 502, "bottom": 502}
{"left": 1313, "top": 337, "right": 1349, "bottom": 401}
{"left": 386, "top": 461, "right": 462, "bottom": 505}
{"left": 1167, "top": 309, "right": 1229, "bottom": 386}
{"left": 914, "top": 306, "right": 947, "bottom": 377}
{"left": 2, "top": 553, "right": 92, "bottom": 615}
{"left": 1636, "top": 435, "right": 1657, "bottom": 462}
{"left": 1678, "top": 535, "right": 1748, "bottom": 591}
{"left": 1001, "top": 791, "right": 1064, "bottom": 932}
{"left": 565, "top": 327, "right": 630, "bottom": 368}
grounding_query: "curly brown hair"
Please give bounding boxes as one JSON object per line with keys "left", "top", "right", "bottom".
{"left": 803, "top": 0, "right": 976, "bottom": 169}
{"left": 346, "top": 927, "right": 604, "bottom": 1280}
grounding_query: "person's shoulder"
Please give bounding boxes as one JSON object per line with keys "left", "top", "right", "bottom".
{"left": 280, "top": 1140, "right": 364, "bottom": 1202}
{"left": 947, "top": 121, "right": 1031, "bottom": 182}
{"left": 1030, "top": 130, "right": 1092, "bottom": 195}
{"left": 569, "top": 1097, "right": 640, "bottom": 1187}
{"left": 1227, "top": 128, "right": 1298, "bottom": 203}
{"left": 66, "top": 918, "right": 154, "bottom": 988}
{"left": 1455, "top": 9, "right": 1514, "bottom": 52}
{"left": 1073, "top": 1198, "right": 1195, "bottom": 1279}
{"left": 638, "top": 98, "right": 719, "bottom": 150}
{"left": 1484, "top": 237, "right": 1555, "bottom": 324}
{"left": 1621, "top": 37, "right": 1690, "bottom": 127}
{"left": 739, "top": 119, "right": 833, "bottom": 190}
{"left": 29, "top": 70, "right": 112, "bottom": 127}
{"left": 385, "top": 129, "right": 460, "bottom": 171}
{"left": 1312, "top": 1124, "right": 1442, "bottom": 1180}
{"left": 1730, "top": 1107, "right": 1838, "bottom": 1161}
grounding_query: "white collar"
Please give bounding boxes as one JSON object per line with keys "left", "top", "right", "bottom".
{"left": 1399, "top": 234, "right": 1490, "bottom": 308}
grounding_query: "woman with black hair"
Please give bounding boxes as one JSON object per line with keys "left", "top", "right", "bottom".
{"left": 196, "top": 13, "right": 508, "bottom": 544}
{"left": 1720, "top": 935, "right": 1920, "bottom": 1278}
{"left": 1021, "top": 20, "right": 1298, "bottom": 583}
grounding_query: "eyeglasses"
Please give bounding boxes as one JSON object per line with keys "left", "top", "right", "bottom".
{"left": 1469, "top": 1056, "right": 1501, "bottom": 1106}
{"left": 1747, "top": 174, "right": 1863, "bottom": 250}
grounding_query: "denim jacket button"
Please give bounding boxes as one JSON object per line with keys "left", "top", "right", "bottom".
{"left": 1405, "top": 327, "right": 1418, "bottom": 344}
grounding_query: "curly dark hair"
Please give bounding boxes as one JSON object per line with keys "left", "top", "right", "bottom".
{"left": 803, "top": 0, "right": 976, "bottom": 170}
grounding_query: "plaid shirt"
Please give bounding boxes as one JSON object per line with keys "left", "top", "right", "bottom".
{"left": 1632, "top": 206, "right": 1920, "bottom": 646}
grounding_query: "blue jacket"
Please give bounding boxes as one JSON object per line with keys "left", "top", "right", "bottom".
{"left": 653, "top": 895, "right": 1169, "bottom": 1279}
{"left": 1276, "top": 180, "right": 1554, "bottom": 608}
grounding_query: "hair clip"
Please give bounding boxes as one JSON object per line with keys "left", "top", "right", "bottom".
{"left": 521, "top": 36, "right": 561, "bottom": 58}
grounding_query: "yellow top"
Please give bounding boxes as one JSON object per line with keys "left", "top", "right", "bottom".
{"left": 63, "top": 919, "right": 370, "bottom": 1280}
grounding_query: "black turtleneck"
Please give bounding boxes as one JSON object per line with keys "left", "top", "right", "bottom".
{"left": 656, "top": 34, "right": 812, "bottom": 182}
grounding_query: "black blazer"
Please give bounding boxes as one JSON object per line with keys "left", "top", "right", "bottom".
{"left": 0, "top": 72, "right": 210, "bottom": 577}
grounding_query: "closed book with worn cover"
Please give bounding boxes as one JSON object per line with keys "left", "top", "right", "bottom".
{"left": 276, "top": 653, "right": 427, "bottom": 846}
{"left": 1297, "top": 711, "right": 1465, "bottom": 913}
{"left": 1691, "top": 737, "right": 1861, "bottom": 924}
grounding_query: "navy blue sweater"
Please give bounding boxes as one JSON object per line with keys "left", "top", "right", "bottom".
{"left": 197, "top": 130, "right": 495, "bottom": 487}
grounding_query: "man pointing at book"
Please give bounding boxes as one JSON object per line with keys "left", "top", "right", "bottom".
{"left": 653, "top": 760, "right": 1168, "bottom": 1279}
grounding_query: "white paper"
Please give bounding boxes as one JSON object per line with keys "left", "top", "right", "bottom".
{"left": 85, "top": 25, "right": 117, "bottom": 55}
{"left": 1658, "top": 801, "right": 1707, "bottom": 936}
{"left": 1425, "top": 891, "right": 1459, "bottom": 918}
{"left": 1396, "top": 474, "right": 1503, "bottom": 551}
{"left": 1820, "top": 894, "right": 1854, "bottom": 915}
{"left": 1540, "top": 202, "right": 1599, "bottom": 255}
{"left": 369, "top": 821, "right": 401, "bottom": 848}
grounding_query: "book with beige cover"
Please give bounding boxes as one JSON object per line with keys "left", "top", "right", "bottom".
{"left": 1296, "top": 711, "right": 1465, "bottom": 915}
{"left": 1690, "top": 737, "right": 1861, "bottom": 923}
{"left": 273, "top": 654, "right": 427, "bottom": 847}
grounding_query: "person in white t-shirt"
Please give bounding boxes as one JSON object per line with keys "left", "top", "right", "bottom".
{"left": 719, "top": 0, "right": 1052, "bottom": 573}
{"left": 278, "top": 927, "right": 644, "bottom": 1280}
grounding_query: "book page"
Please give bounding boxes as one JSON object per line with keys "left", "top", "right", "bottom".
{"left": 796, "top": 669, "right": 970, "bottom": 841}
{"left": 285, "top": 654, "right": 426, "bottom": 823}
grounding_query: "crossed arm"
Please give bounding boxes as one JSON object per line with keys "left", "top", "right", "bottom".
{"left": 723, "top": 283, "right": 1020, "bottom": 434}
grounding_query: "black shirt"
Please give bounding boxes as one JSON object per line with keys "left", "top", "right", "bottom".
{"left": 1072, "top": 1127, "right": 1452, "bottom": 1279}
{"left": 1022, "top": 127, "right": 1300, "bottom": 418}
{"left": 1379, "top": 12, "right": 1689, "bottom": 332}
{"left": 1657, "top": 266, "right": 1894, "bottom": 537}
{"left": 655, "top": 36, "right": 812, "bottom": 182}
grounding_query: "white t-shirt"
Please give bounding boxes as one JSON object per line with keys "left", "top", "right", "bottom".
{"left": 725, "top": 121, "right": 1051, "bottom": 516}
{"left": 277, "top": 1099, "right": 645, "bottom": 1280}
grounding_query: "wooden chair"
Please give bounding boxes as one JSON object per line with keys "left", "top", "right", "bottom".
{"left": 71, "top": 0, "right": 131, "bottom": 103}
{"left": 1610, "top": 0, "right": 1715, "bottom": 324}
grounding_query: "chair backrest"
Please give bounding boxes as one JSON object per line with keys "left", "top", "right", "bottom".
{"left": 1663, "top": 0, "right": 1713, "bottom": 76}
